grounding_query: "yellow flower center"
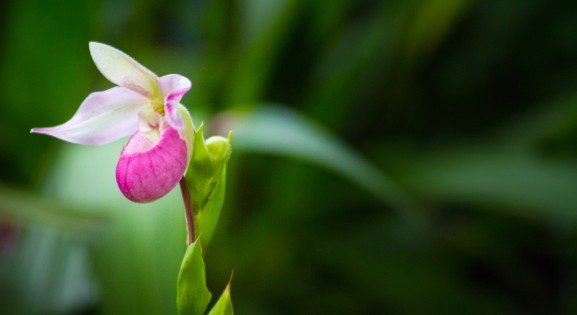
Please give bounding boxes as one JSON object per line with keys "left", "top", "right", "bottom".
{"left": 152, "top": 97, "right": 165, "bottom": 115}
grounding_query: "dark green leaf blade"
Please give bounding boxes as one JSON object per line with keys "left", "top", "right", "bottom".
{"left": 214, "top": 105, "right": 425, "bottom": 229}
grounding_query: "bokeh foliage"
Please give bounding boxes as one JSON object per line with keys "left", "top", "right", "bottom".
{"left": 2, "top": 0, "right": 577, "bottom": 314}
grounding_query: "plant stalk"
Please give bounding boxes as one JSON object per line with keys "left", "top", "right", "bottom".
{"left": 179, "top": 177, "right": 195, "bottom": 245}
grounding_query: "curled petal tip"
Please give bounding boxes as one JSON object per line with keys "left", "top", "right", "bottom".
{"left": 159, "top": 74, "right": 191, "bottom": 99}
{"left": 31, "top": 127, "right": 59, "bottom": 137}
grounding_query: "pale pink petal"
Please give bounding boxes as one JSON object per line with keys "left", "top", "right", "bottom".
{"left": 158, "top": 74, "right": 191, "bottom": 130}
{"left": 31, "top": 87, "right": 148, "bottom": 145}
{"left": 164, "top": 101, "right": 184, "bottom": 130}
{"left": 158, "top": 74, "right": 191, "bottom": 104}
{"left": 89, "top": 42, "right": 158, "bottom": 97}
{"left": 116, "top": 125, "right": 188, "bottom": 203}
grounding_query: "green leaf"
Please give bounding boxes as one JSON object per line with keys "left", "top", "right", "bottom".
{"left": 402, "top": 0, "right": 471, "bottom": 65}
{"left": 177, "top": 241, "right": 212, "bottom": 315}
{"left": 225, "top": 0, "right": 302, "bottom": 105}
{"left": 195, "top": 167, "right": 227, "bottom": 250}
{"left": 208, "top": 282, "right": 233, "bottom": 315}
{"left": 213, "top": 105, "right": 425, "bottom": 229}
{"left": 0, "top": 184, "right": 105, "bottom": 234}
{"left": 185, "top": 124, "right": 232, "bottom": 248}
{"left": 395, "top": 147, "right": 577, "bottom": 228}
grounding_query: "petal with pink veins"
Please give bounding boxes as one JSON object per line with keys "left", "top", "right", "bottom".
{"left": 164, "top": 101, "right": 185, "bottom": 130}
{"left": 31, "top": 87, "right": 148, "bottom": 145}
{"left": 116, "top": 125, "right": 188, "bottom": 203}
{"left": 159, "top": 74, "right": 191, "bottom": 130}
{"left": 159, "top": 74, "right": 191, "bottom": 104}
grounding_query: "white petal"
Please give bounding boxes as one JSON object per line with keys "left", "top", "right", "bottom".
{"left": 89, "top": 42, "right": 158, "bottom": 97}
{"left": 31, "top": 87, "right": 148, "bottom": 145}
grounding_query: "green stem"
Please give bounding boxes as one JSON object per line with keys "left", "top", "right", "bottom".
{"left": 179, "top": 177, "right": 195, "bottom": 245}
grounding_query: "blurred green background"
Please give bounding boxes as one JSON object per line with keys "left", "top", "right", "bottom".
{"left": 2, "top": 0, "right": 577, "bottom": 314}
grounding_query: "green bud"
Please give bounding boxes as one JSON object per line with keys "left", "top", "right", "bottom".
{"left": 184, "top": 123, "right": 232, "bottom": 248}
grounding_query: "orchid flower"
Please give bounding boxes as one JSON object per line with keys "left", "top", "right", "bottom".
{"left": 32, "top": 42, "right": 195, "bottom": 203}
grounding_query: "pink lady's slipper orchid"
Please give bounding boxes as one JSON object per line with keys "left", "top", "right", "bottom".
{"left": 32, "top": 42, "right": 195, "bottom": 203}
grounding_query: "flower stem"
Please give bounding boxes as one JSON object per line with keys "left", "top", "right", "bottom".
{"left": 179, "top": 177, "right": 195, "bottom": 245}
